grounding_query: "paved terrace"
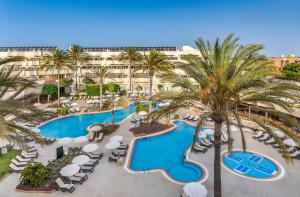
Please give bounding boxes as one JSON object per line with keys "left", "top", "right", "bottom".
{"left": 0, "top": 117, "right": 300, "bottom": 197}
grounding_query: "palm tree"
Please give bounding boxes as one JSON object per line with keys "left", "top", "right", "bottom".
{"left": 93, "top": 66, "right": 111, "bottom": 111}
{"left": 136, "top": 49, "right": 171, "bottom": 96}
{"left": 0, "top": 57, "right": 45, "bottom": 144}
{"left": 41, "top": 49, "right": 73, "bottom": 106}
{"left": 118, "top": 47, "right": 143, "bottom": 92}
{"left": 68, "top": 45, "right": 89, "bottom": 92}
{"left": 149, "top": 34, "right": 300, "bottom": 197}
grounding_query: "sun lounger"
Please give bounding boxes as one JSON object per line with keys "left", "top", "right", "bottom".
{"left": 88, "top": 133, "right": 94, "bottom": 142}
{"left": 187, "top": 115, "right": 195, "bottom": 120}
{"left": 199, "top": 140, "right": 212, "bottom": 148}
{"left": 16, "top": 155, "right": 32, "bottom": 162}
{"left": 291, "top": 151, "right": 300, "bottom": 159}
{"left": 21, "top": 151, "right": 38, "bottom": 159}
{"left": 9, "top": 163, "right": 25, "bottom": 172}
{"left": 55, "top": 178, "right": 75, "bottom": 193}
{"left": 108, "top": 155, "right": 119, "bottom": 162}
{"left": 117, "top": 144, "right": 129, "bottom": 150}
{"left": 203, "top": 139, "right": 213, "bottom": 146}
{"left": 257, "top": 133, "right": 270, "bottom": 142}
{"left": 192, "top": 144, "right": 207, "bottom": 153}
{"left": 81, "top": 165, "right": 95, "bottom": 173}
{"left": 74, "top": 173, "right": 88, "bottom": 180}
{"left": 253, "top": 131, "right": 264, "bottom": 139}
{"left": 221, "top": 135, "right": 229, "bottom": 144}
{"left": 192, "top": 115, "right": 200, "bottom": 121}
{"left": 11, "top": 159, "right": 28, "bottom": 167}
{"left": 279, "top": 146, "right": 298, "bottom": 154}
{"left": 183, "top": 114, "right": 190, "bottom": 119}
{"left": 67, "top": 176, "right": 85, "bottom": 184}
{"left": 96, "top": 133, "right": 103, "bottom": 142}
{"left": 86, "top": 152, "right": 101, "bottom": 159}
{"left": 264, "top": 138, "right": 276, "bottom": 145}
{"left": 112, "top": 150, "right": 127, "bottom": 157}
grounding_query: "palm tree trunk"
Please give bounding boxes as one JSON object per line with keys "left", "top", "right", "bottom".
{"left": 129, "top": 60, "right": 132, "bottom": 92}
{"left": 149, "top": 74, "right": 153, "bottom": 96}
{"left": 112, "top": 110, "right": 115, "bottom": 126}
{"left": 214, "top": 121, "right": 222, "bottom": 197}
{"left": 99, "top": 81, "right": 103, "bottom": 111}
{"left": 57, "top": 69, "right": 61, "bottom": 107}
{"left": 75, "top": 60, "right": 78, "bottom": 92}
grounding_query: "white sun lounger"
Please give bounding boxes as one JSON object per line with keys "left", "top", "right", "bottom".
{"left": 253, "top": 131, "right": 264, "bottom": 139}
{"left": 258, "top": 133, "right": 270, "bottom": 142}
{"left": 56, "top": 178, "right": 75, "bottom": 193}
{"left": 11, "top": 159, "right": 28, "bottom": 167}
{"left": 16, "top": 155, "right": 32, "bottom": 162}
{"left": 9, "top": 163, "right": 25, "bottom": 172}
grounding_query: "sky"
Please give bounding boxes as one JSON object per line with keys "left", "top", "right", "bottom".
{"left": 0, "top": 0, "right": 299, "bottom": 56}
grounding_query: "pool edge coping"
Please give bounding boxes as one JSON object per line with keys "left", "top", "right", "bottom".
{"left": 124, "top": 119, "right": 209, "bottom": 185}
{"left": 220, "top": 149, "right": 285, "bottom": 182}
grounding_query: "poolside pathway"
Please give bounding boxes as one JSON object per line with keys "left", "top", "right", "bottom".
{"left": 0, "top": 117, "right": 300, "bottom": 197}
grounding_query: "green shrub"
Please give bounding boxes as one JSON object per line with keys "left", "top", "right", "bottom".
{"left": 136, "top": 103, "right": 149, "bottom": 112}
{"left": 57, "top": 106, "right": 70, "bottom": 115}
{"left": 106, "top": 83, "right": 120, "bottom": 93}
{"left": 82, "top": 77, "right": 96, "bottom": 85}
{"left": 21, "top": 163, "right": 49, "bottom": 187}
{"left": 173, "top": 114, "right": 179, "bottom": 119}
{"left": 42, "top": 83, "right": 57, "bottom": 96}
{"left": 82, "top": 85, "right": 106, "bottom": 96}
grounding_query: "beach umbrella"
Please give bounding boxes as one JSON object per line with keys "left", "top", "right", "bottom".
{"left": 273, "top": 129, "right": 285, "bottom": 138}
{"left": 93, "top": 99, "right": 100, "bottom": 103}
{"left": 71, "top": 103, "right": 78, "bottom": 107}
{"left": 60, "top": 164, "right": 80, "bottom": 177}
{"left": 284, "top": 139, "right": 297, "bottom": 147}
{"left": 82, "top": 143, "right": 98, "bottom": 152}
{"left": 58, "top": 137, "right": 72, "bottom": 144}
{"left": 86, "top": 100, "right": 93, "bottom": 104}
{"left": 70, "top": 93, "right": 76, "bottom": 96}
{"left": 110, "top": 135, "right": 123, "bottom": 142}
{"left": 33, "top": 102, "right": 41, "bottom": 107}
{"left": 89, "top": 125, "right": 102, "bottom": 132}
{"left": 105, "top": 141, "right": 120, "bottom": 149}
{"left": 4, "top": 114, "right": 17, "bottom": 121}
{"left": 79, "top": 92, "right": 87, "bottom": 96}
{"left": 183, "top": 182, "right": 207, "bottom": 197}
{"left": 138, "top": 111, "right": 148, "bottom": 116}
{"left": 74, "top": 136, "right": 88, "bottom": 143}
{"left": 72, "top": 155, "right": 90, "bottom": 166}
{"left": 59, "top": 97, "right": 66, "bottom": 100}
{"left": 61, "top": 99, "right": 70, "bottom": 104}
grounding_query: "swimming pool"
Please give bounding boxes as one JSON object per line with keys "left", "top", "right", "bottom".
{"left": 222, "top": 150, "right": 283, "bottom": 180}
{"left": 39, "top": 103, "right": 137, "bottom": 138}
{"left": 128, "top": 120, "right": 207, "bottom": 183}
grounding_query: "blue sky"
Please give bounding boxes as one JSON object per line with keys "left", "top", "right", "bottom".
{"left": 0, "top": 0, "right": 299, "bottom": 56}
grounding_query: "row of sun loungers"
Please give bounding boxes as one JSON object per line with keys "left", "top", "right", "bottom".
{"left": 183, "top": 114, "right": 200, "bottom": 122}
{"left": 9, "top": 147, "right": 38, "bottom": 173}
{"left": 192, "top": 132, "right": 231, "bottom": 153}
{"left": 253, "top": 131, "right": 300, "bottom": 160}
{"left": 109, "top": 144, "right": 129, "bottom": 162}
{"left": 56, "top": 151, "right": 104, "bottom": 193}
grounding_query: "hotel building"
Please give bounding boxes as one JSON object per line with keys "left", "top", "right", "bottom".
{"left": 0, "top": 46, "right": 200, "bottom": 92}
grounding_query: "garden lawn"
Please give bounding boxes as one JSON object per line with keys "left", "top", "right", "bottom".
{"left": 0, "top": 149, "right": 21, "bottom": 179}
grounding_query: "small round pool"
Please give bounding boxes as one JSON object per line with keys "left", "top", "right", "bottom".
{"left": 222, "top": 150, "right": 283, "bottom": 180}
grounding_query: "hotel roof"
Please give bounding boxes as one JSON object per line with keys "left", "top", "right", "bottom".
{"left": 0, "top": 46, "right": 57, "bottom": 52}
{"left": 82, "top": 46, "right": 177, "bottom": 52}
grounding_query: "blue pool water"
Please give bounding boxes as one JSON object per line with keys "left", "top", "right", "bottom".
{"left": 223, "top": 151, "right": 279, "bottom": 179}
{"left": 130, "top": 120, "right": 205, "bottom": 183}
{"left": 39, "top": 103, "right": 137, "bottom": 138}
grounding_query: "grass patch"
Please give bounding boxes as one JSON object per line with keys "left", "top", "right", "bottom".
{"left": 0, "top": 149, "right": 21, "bottom": 179}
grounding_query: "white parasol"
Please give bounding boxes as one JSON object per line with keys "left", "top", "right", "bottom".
{"left": 105, "top": 141, "right": 120, "bottom": 149}
{"left": 72, "top": 155, "right": 90, "bottom": 165}
{"left": 89, "top": 125, "right": 102, "bottom": 132}
{"left": 82, "top": 143, "right": 98, "bottom": 152}
{"left": 60, "top": 164, "right": 80, "bottom": 177}
{"left": 138, "top": 111, "right": 148, "bottom": 116}
{"left": 71, "top": 103, "right": 78, "bottom": 107}
{"left": 284, "top": 139, "right": 297, "bottom": 147}
{"left": 273, "top": 129, "right": 285, "bottom": 138}
{"left": 183, "top": 182, "right": 207, "bottom": 197}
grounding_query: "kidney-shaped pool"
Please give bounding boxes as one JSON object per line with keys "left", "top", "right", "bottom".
{"left": 128, "top": 120, "right": 207, "bottom": 183}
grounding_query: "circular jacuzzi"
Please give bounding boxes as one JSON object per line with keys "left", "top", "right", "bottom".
{"left": 221, "top": 150, "right": 284, "bottom": 181}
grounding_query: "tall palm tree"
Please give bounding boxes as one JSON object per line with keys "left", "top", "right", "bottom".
{"left": 149, "top": 34, "right": 300, "bottom": 197}
{"left": 0, "top": 57, "right": 45, "bottom": 144}
{"left": 41, "top": 49, "right": 73, "bottom": 106}
{"left": 118, "top": 47, "right": 143, "bottom": 92}
{"left": 93, "top": 66, "right": 111, "bottom": 111}
{"left": 136, "top": 49, "right": 171, "bottom": 96}
{"left": 68, "top": 45, "right": 89, "bottom": 92}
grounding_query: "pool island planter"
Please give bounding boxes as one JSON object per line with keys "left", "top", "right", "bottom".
{"left": 125, "top": 119, "right": 209, "bottom": 185}
{"left": 221, "top": 149, "right": 285, "bottom": 181}
{"left": 15, "top": 181, "right": 57, "bottom": 193}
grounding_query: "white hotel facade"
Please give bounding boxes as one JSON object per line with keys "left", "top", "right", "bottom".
{"left": 0, "top": 46, "right": 200, "bottom": 93}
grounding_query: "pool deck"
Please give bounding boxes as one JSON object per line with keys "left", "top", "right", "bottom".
{"left": 1, "top": 117, "right": 300, "bottom": 197}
